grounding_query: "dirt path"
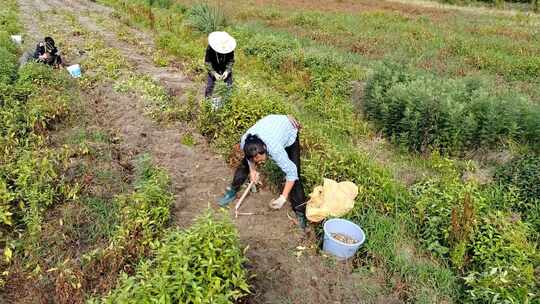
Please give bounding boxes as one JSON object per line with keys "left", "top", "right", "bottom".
{"left": 15, "top": 0, "right": 392, "bottom": 303}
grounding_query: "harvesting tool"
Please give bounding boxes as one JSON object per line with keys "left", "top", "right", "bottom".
{"left": 234, "top": 180, "right": 255, "bottom": 218}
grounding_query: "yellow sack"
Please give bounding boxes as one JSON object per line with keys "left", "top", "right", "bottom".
{"left": 306, "top": 178, "right": 358, "bottom": 223}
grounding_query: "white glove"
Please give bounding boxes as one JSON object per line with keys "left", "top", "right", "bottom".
{"left": 212, "top": 71, "right": 221, "bottom": 80}
{"left": 269, "top": 195, "right": 287, "bottom": 210}
{"left": 222, "top": 70, "right": 229, "bottom": 79}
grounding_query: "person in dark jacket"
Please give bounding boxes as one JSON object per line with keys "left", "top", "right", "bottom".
{"left": 19, "top": 37, "right": 63, "bottom": 68}
{"left": 204, "top": 31, "right": 236, "bottom": 99}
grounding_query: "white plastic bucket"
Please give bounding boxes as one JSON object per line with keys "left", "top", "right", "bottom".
{"left": 323, "top": 218, "right": 365, "bottom": 260}
{"left": 66, "top": 64, "right": 82, "bottom": 78}
{"left": 10, "top": 35, "right": 22, "bottom": 45}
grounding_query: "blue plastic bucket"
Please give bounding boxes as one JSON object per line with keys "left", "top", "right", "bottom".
{"left": 67, "top": 64, "right": 82, "bottom": 78}
{"left": 323, "top": 218, "right": 365, "bottom": 260}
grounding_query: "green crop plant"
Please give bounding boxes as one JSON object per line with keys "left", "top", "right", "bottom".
{"left": 364, "top": 62, "right": 540, "bottom": 154}
{"left": 0, "top": 0, "right": 21, "bottom": 34}
{"left": 412, "top": 177, "right": 539, "bottom": 302}
{"left": 80, "top": 38, "right": 130, "bottom": 86}
{"left": 93, "top": 210, "right": 249, "bottom": 304}
{"left": 197, "top": 78, "right": 291, "bottom": 152}
{"left": 78, "top": 155, "right": 173, "bottom": 297}
{"left": 111, "top": 154, "right": 173, "bottom": 247}
{"left": 495, "top": 154, "right": 540, "bottom": 231}
{"left": 0, "top": 2, "right": 80, "bottom": 286}
{"left": 181, "top": 133, "right": 196, "bottom": 146}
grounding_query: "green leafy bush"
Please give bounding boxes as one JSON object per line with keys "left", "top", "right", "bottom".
{"left": 0, "top": 43, "right": 17, "bottom": 85}
{"left": 412, "top": 179, "right": 539, "bottom": 303}
{"left": 187, "top": 3, "right": 227, "bottom": 34}
{"left": 0, "top": 7, "right": 78, "bottom": 285}
{"left": 464, "top": 212, "right": 538, "bottom": 303}
{"left": 364, "top": 62, "right": 540, "bottom": 153}
{"left": 198, "top": 80, "right": 291, "bottom": 150}
{"left": 495, "top": 154, "right": 540, "bottom": 230}
{"left": 0, "top": 0, "right": 21, "bottom": 34}
{"left": 112, "top": 154, "right": 173, "bottom": 246}
{"left": 96, "top": 211, "right": 249, "bottom": 304}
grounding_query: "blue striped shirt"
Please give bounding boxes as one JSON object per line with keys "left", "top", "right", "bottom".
{"left": 240, "top": 115, "right": 299, "bottom": 181}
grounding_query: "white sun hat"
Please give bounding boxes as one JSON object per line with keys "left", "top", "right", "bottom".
{"left": 208, "top": 31, "right": 236, "bottom": 54}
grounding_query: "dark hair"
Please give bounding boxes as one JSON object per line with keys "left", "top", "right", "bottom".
{"left": 44, "top": 37, "right": 55, "bottom": 52}
{"left": 244, "top": 134, "right": 267, "bottom": 160}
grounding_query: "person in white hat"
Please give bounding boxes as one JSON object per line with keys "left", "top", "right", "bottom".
{"left": 204, "top": 31, "right": 236, "bottom": 98}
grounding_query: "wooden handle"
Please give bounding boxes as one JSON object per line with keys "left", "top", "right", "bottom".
{"left": 235, "top": 181, "right": 255, "bottom": 217}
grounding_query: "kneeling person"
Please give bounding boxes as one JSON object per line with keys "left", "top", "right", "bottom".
{"left": 219, "top": 114, "right": 307, "bottom": 228}
{"left": 19, "top": 36, "right": 63, "bottom": 68}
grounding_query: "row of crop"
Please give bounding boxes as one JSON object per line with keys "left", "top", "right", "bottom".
{"left": 0, "top": 0, "right": 81, "bottom": 286}
{"left": 83, "top": 158, "right": 249, "bottom": 304}
{"left": 47, "top": 11, "right": 251, "bottom": 301}
{"left": 364, "top": 62, "right": 540, "bottom": 154}
{"left": 91, "top": 211, "right": 249, "bottom": 303}
{"left": 0, "top": 6, "right": 251, "bottom": 302}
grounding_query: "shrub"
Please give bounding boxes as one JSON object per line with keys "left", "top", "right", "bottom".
{"left": 364, "top": 62, "right": 540, "bottom": 154}
{"left": 112, "top": 154, "right": 173, "bottom": 246}
{"left": 495, "top": 154, "right": 540, "bottom": 230}
{"left": 197, "top": 79, "right": 291, "bottom": 151}
{"left": 464, "top": 212, "right": 538, "bottom": 303}
{"left": 0, "top": 46, "right": 17, "bottom": 85}
{"left": 187, "top": 3, "right": 227, "bottom": 34}
{"left": 411, "top": 179, "right": 539, "bottom": 303}
{"left": 96, "top": 211, "right": 250, "bottom": 303}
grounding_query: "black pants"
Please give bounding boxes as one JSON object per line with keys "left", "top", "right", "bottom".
{"left": 231, "top": 136, "right": 306, "bottom": 214}
{"left": 205, "top": 71, "right": 233, "bottom": 98}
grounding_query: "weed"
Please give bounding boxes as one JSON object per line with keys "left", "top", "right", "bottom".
{"left": 113, "top": 73, "right": 171, "bottom": 117}
{"left": 181, "top": 133, "right": 196, "bottom": 146}
{"left": 187, "top": 3, "right": 227, "bottom": 34}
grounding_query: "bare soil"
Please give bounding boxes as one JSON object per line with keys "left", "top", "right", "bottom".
{"left": 7, "top": 0, "right": 400, "bottom": 303}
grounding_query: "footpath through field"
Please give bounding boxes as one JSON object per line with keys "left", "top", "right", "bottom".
{"left": 15, "top": 0, "right": 392, "bottom": 302}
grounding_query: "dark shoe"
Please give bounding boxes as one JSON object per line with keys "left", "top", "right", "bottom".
{"left": 218, "top": 187, "right": 237, "bottom": 207}
{"left": 295, "top": 211, "right": 307, "bottom": 230}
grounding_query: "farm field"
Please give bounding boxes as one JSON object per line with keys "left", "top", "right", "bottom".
{"left": 0, "top": 0, "right": 538, "bottom": 303}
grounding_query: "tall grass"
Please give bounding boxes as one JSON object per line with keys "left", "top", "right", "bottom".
{"left": 187, "top": 2, "right": 227, "bottom": 33}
